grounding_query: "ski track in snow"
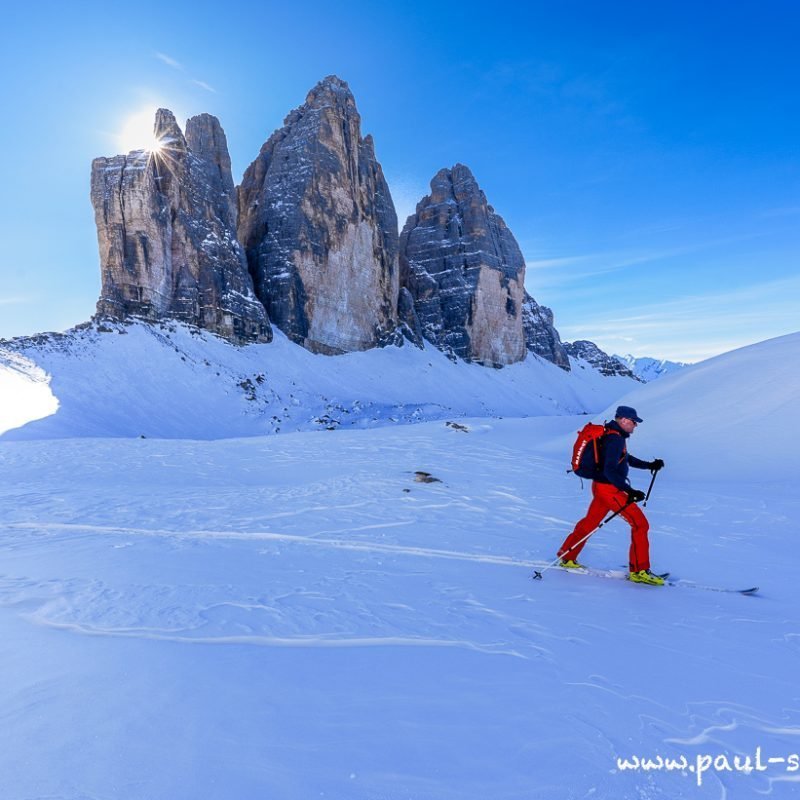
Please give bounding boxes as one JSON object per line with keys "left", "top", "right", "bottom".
{"left": 2, "top": 520, "right": 545, "bottom": 567}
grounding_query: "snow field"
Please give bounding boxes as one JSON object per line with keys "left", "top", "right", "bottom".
{"left": 0, "top": 415, "right": 798, "bottom": 799}
{"left": 1, "top": 328, "right": 798, "bottom": 798}
{"left": 0, "top": 320, "right": 633, "bottom": 440}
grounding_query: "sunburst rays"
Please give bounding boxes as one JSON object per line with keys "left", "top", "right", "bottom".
{"left": 145, "top": 135, "right": 181, "bottom": 175}
{"left": 118, "top": 107, "right": 162, "bottom": 155}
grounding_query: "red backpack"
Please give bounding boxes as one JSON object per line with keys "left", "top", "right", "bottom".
{"left": 570, "top": 422, "right": 620, "bottom": 479}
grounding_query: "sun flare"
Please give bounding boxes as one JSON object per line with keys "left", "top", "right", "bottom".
{"left": 118, "top": 107, "right": 164, "bottom": 154}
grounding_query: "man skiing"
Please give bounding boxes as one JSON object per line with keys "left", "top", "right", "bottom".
{"left": 558, "top": 405, "right": 665, "bottom": 585}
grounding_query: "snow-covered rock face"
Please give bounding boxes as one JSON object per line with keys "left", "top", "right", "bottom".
{"left": 564, "top": 340, "right": 640, "bottom": 380}
{"left": 237, "top": 76, "right": 400, "bottom": 355}
{"left": 399, "top": 164, "right": 527, "bottom": 368}
{"left": 521, "top": 291, "right": 570, "bottom": 370}
{"left": 91, "top": 110, "right": 271, "bottom": 344}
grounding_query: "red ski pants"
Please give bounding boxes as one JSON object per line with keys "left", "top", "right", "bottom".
{"left": 558, "top": 482, "right": 651, "bottom": 572}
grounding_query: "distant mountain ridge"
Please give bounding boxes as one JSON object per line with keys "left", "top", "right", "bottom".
{"left": 613, "top": 354, "right": 690, "bottom": 382}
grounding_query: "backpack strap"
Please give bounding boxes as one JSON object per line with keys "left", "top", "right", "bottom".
{"left": 603, "top": 426, "right": 626, "bottom": 463}
{"left": 592, "top": 427, "right": 618, "bottom": 463}
{"left": 601, "top": 427, "right": 623, "bottom": 464}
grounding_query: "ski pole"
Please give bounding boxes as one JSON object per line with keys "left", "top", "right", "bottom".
{"left": 643, "top": 469, "right": 658, "bottom": 507}
{"left": 532, "top": 499, "right": 635, "bottom": 580}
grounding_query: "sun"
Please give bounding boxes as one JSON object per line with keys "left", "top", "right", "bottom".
{"left": 117, "top": 107, "right": 164, "bottom": 154}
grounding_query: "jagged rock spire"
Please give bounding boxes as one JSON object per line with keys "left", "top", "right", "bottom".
{"left": 237, "top": 75, "right": 399, "bottom": 355}
{"left": 398, "top": 164, "right": 527, "bottom": 367}
{"left": 90, "top": 109, "right": 270, "bottom": 343}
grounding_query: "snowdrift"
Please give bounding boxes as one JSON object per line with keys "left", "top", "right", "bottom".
{"left": 0, "top": 350, "right": 59, "bottom": 435}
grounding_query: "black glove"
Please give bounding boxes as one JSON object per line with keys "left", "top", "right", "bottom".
{"left": 626, "top": 488, "right": 646, "bottom": 504}
{"left": 650, "top": 458, "right": 665, "bottom": 472}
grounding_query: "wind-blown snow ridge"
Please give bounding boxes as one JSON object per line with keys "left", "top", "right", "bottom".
{"left": 0, "top": 349, "right": 58, "bottom": 432}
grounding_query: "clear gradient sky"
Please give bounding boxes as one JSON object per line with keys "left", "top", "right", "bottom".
{"left": 1, "top": 1, "right": 797, "bottom": 361}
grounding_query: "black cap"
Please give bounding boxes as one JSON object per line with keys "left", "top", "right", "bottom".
{"left": 616, "top": 405, "right": 643, "bottom": 423}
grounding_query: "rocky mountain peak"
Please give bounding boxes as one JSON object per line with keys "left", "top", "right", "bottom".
{"left": 613, "top": 353, "right": 689, "bottom": 382}
{"left": 430, "top": 163, "right": 481, "bottom": 201}
{"left": 399, "top": 164, "right": 527, "bottom": 367}
{"left": 305, "top": 75, "right": 356, "bottom": 109}
{"left": 153, "top": 108, "right": 187, "bottom": 150}
{"left": 91, "top": 109, "right": 270, "bottom": 343}
{"left": 185, "top": 113, "right": 232, "bottom": 171}
{"left": 237, "top": 78, "right": 399, "bottom": 355}
{"left": 85, "top": 76, "right": 605, "bottom": 375}
{"left": 185, "top": 113, "right": 237, "bottom": 227}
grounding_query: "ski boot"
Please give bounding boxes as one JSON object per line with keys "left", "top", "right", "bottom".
{"left": 629, "top": 569, "right": 665, "bottom": 586}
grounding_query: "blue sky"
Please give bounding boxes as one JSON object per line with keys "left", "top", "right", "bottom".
{"left": 1, "top": 0, "right": 797, "bottom": 361}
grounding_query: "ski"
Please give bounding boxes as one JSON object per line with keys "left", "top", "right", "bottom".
{"left": 532, "top": 565, "right": 758, "bottom": 596}
{"left": 666, "top": 579, "right": 759, "bottom": 596}
{"left": 620, "top": 564, "right": 758, "bottom": 595}
{"left": 541, "top": 565, "right": 670, "bottom": 582}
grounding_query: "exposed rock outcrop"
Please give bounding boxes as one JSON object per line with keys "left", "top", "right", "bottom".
{"left": 397, "top": 287, "right": 425, "bottom": 349}
{"left": 521, "top": 291, "right": 570, "bottom": 370}
{"left": 237, "top": 76, "right": 399, "bottom": 355}
{"left": 398, "top": 164, "right": 526, "bottom": 367}
{"left": 564, "top": 340, "right": 641, "bottom": 380}
{"left": 87, "top": 78, "right": 617, "bottom": 377}
{"left": 91, "top": 110, "right": 270, "bottom": 343}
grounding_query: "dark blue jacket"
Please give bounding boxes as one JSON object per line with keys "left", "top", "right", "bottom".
{"left": 597, "top": 420, "right": 651, "bottom": 492}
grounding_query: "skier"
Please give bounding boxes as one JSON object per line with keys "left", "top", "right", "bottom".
{"left": 558, "top": 405, "right": 665, "bottom": 585}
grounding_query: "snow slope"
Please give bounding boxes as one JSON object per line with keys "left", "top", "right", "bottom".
{"left": 0, "top": 320, "right": 635, "bottom": 440}
{"left": 0, "top": 332, "right": 798, "bottom": 799}
{"left": 601, "top": 332, "right": 800, "bottom": 484}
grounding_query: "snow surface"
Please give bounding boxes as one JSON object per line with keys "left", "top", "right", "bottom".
{"left": 0, "top": 328, "right": 798, "bottom": 799}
